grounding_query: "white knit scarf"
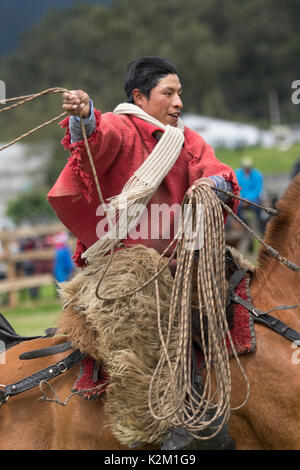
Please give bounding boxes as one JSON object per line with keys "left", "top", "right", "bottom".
{"left": 82, "top": 103, "right": 185, "bottom": 262}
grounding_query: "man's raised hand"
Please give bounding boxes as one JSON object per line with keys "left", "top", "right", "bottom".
{"left": 62, "top": 90, "right": 90, "bottom": 118}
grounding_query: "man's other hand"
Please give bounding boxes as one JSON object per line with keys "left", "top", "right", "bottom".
{"left": 187, "top": 177, "right": 216, "bottom": 198}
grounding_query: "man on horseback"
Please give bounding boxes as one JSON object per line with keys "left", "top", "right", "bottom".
{"left": 48, "top": 56, "right": 239, "bottom": 450}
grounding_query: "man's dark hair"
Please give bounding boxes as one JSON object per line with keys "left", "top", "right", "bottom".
{"left": 124, "top": 56, "right": 178, "bottom": 103}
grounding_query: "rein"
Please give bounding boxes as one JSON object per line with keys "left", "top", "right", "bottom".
{"left": 211, "top": 187, "right": 300, "bottom": 273}
{"left": 0, "top": 346, "right": 84, "bottom": 405}
{"left": 227, "top": 269, "right": 300, "bottom": 346}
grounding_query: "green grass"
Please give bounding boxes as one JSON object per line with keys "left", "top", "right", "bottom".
{"left": 1, "top": 285, "right": 62, "bottom": 337}
{"left": 216, "top": 143, "right": 300, "bottom": 174}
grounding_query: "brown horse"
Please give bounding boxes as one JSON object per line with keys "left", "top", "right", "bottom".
{"left": 1, "top": 174, "right": 300, "bottom": 450}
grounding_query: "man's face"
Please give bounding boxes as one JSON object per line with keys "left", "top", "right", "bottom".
{"left": 243, "top": 166, "right": 252, "bottom": 175}
{"left": 134, "top": 74, "right": 183, "bottom": 126}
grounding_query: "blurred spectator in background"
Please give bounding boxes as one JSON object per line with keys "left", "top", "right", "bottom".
{"left": 0, "top": 241, "right": 7, "bottom": 306}
{"left": 235, "top": 156, "right": 265, "bottom": 233}
{"left": 52, "top": 231, "right": 74, "bottom": 283}
{"left": 35, "top": 235, "right": 54, "bottom": 275}
{"left": 290, "top": 158, "right": 300, "bottom": 180}
{"left": 21, "top": 237, "right": 39, "bottom": 299}
{"left": 0, "top": 261, "right": 6, "bottom": 281}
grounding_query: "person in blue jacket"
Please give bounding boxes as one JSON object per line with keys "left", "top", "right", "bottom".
{"left": 235, "top": 157, "right": 265, "bottom": 233}
{"left": 52, "top": 231, "right": 74, "bottom": 283}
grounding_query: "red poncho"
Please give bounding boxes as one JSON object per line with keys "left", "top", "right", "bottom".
{"left": 48, "top": 110, "right": 239, "bottom": 266}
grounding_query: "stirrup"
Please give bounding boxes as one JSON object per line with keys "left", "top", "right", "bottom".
{"left": 161, "top": 423, "right": 235, "bottom": 451}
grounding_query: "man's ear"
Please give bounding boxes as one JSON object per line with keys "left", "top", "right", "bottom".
{"left": 132, "top": 88, "right": 146, "bottom": 107}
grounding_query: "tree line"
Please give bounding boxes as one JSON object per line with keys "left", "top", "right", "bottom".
{"left": 1, "top": 0, "right": 299, "bottom": 127}
{"left": 0, "top": 0, "right": 299, "bottom": 191}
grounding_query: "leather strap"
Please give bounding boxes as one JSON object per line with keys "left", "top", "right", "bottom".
{"left": 228, "top": 269, "right": 247, "bottom": 292}
{"left": 251, "top": 313, "right": 300, "bottom": 346}
{"left": 19, "top": 341, "right": 73, "bottom": 360}
{"left": 228, "top": 274, "right": 300, "bottom": 346}
{"left": 231, "top": 290, "right": 298, "bottom": 318}
{"left": 0, "top": 349, "right": 84, "bottom": 405}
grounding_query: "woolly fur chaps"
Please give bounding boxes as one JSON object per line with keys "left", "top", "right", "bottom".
{"left": 57, "top": 245, "right": 179, "bottom": 446}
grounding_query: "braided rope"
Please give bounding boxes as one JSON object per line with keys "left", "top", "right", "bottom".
{"left": 0, "top": 87, "right": 68, "bottom": 152}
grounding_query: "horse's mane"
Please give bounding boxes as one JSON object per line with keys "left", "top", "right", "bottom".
{"left": 256, "top": 173, "right": 300, "bottom": 276}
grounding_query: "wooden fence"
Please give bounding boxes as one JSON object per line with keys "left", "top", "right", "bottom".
{"left": 0, "top": 223, "right": 75, "bottom": 308}
{"left": 0, "top": 219, "right": 257, "bottom": 309}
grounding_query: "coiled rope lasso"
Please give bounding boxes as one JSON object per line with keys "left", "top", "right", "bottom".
{"left": 148, "top": 186, "right": 250, "bottom": 439}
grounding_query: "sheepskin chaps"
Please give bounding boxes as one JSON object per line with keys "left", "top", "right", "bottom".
{"left": 57, "top": 244, "right": 179, "bottom": 446}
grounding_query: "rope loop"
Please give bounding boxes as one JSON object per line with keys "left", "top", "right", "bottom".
{"left": 0, "top": 87, "right": 68, "bottom": 152}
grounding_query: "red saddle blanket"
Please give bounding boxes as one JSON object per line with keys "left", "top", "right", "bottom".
{"left": 226, "top": 276, "right": 256, "bottom": 356}
{"left": 73, "top": 276, "right": 256, "bottom": 399}
{"left": 72, "top": 357, "right": 109, "bottom": 400}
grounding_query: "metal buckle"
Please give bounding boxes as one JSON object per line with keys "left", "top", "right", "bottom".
{"left": 58, "top": 362, "right": 67, "bottom": 373}
{"left": 251, "top": 308, "right": 260, "bottom": 317}
{"left": 252, "top": 307, "right": 265, "bottom": 317}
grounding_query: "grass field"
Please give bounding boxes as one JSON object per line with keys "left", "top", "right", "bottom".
{"left": 217, "top": 143, "right": 300, "bottom": 174}
{"left": 1, "top": 285, "right": 62, "bottom": 337}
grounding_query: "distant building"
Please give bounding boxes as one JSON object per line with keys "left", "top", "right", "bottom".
{"left": 182, "top": 114, "right": 275, "bottom": 149}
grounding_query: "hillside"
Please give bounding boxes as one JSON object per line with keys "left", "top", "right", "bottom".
{"left": 0, "top": 0, "right": 299, "bottom": 141}
{"left": 0, "top": 0, "right": 110, "bottom": 56}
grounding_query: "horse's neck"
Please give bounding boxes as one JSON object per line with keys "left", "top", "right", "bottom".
{"left": 253, "top": 260, "right": 300, "bottom": 302}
